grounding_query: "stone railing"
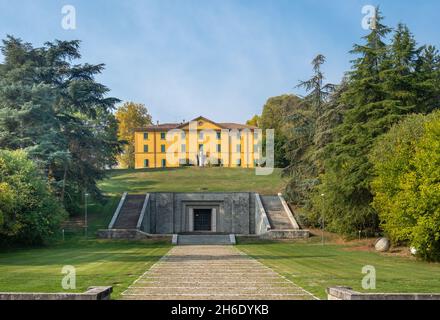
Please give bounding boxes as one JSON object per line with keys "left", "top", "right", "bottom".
{"left": 108, "top": 192, "right": 127, "bottom": 229}
{"left": 255, "top": 193, "right": 271, "bottom": 235}
{"left": 0, "top": 286, "right": 112, "bottom": 300}
{"left": 327, "top": 286, "right": 440, "bottom": 300}
{"left": 277, "top": 193, "right": 300, "bottom": 229}
{"left": 137, "top": 193, "right": 150, "bottom": 231}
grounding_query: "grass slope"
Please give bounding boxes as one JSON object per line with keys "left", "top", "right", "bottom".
{"left": 99, "top": 167, "right": 286, "bottom": 195}
{"left": 237, "top": 240, "right": 440, "bottom": 299}
{"left": 0, "top": 240, "right": 171, "bottom": 299}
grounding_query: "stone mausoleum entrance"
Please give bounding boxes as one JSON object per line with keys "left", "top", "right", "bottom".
{"left": 188, "top": 206, "right": 217, "bottom": 233}
{"left": 193, "top": 209, "right": 212, "bottom": 231}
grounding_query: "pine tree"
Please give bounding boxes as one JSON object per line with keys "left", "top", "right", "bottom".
{"left": 315, "top": 11, "right": 440, "bottom": 235}
{"left": 315, "top": 9, "right": 392, "bottom": 235}
{"left": 415, "top": 45, "right": 440, "bottom": 113}
{"left": 284, "top": 54, "right": 335, "bottom": 205}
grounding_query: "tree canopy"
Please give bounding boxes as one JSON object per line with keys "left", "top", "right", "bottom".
{"left": 0, "top": 36, "right": 122, "bottom": 213}
{"left": 115, "top": 102, "right": 152, "bottom": 169}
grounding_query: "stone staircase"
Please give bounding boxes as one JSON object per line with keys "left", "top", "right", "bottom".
{"left": 260, "top": 196, "right": 294, "bottom": 230}
{"left": 122, "top": 245, "right": 316, "bottom": 300}
{"left": 177, "top": 234, "right": 235, "bottom": 245}
{"left": 113, "top": 195, "right": 145, "bottom": 229}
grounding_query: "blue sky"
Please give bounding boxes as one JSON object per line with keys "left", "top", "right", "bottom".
{"left": 0, "top": 0, "right": 439, "bottom": 123}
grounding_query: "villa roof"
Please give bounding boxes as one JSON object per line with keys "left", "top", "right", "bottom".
{"left": 134, "top": 116, "right": 257, "bottom": 132}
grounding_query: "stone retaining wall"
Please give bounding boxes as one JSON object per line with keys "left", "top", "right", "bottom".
{"left": 261, "top": 230, "right": 309, "bottom": 240}
{"left": 0, "top": 286, "right": 112, "bottom": 300}
{"left": 327, "top": 286, "right": 440, "bottom": 300}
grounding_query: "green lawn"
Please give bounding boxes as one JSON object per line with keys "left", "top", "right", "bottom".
{"left": 0, "top": 239, "right": 171, "bottom": 299}
{"left": 99, "top": 167, "right": 286, "bottom": 195}
{"left": 237, "top": 239, "right": 440, "bottom": 299}
{"left": 2, "top": 167, "right": 440, "bottom": 300}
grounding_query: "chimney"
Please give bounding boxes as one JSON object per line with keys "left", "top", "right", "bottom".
{"left": 156, "top": 120, "right": 159, "bottom": 126}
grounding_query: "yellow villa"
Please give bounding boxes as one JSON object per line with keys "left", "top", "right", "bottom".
{"left": 134, "top": 116, "right": 261, "bottom": 169}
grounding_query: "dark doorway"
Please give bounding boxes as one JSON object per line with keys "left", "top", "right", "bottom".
{"left": 193, "top": 209, "right": 212, "bottom": 231}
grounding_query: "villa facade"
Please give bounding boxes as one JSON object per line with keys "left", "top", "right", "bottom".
{"left": 134, "top": 116, "right": 261, "bottom": 169}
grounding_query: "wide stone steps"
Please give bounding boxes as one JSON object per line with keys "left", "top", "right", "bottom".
{"left": 124, "top": 287, "right": 307, "bottom": 295}
{"left": 122, "top": 245, "right": 316, "bottom": 300}
{"left": 260, "top": 196, "right": 294, "bottom": 230}
{"left": 113, "top": 195, "right": 145, "bottom": 229}
{"left": 177, "top": 234, "right": 233, "bottom": 245}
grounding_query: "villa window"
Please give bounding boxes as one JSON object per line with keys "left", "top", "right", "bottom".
{"left": 160, "top": 132, "right": 166, "bottom": 140}
{"left": 236, "top": 144, "right": 241, "bottom": 153}
{"left": 199, "top": 132, "right": 204, "bottom": 140}
{"left": 216, "top": 132, "right": 221, "bottom": 140}
{"left": 236, "top": 159, "right": 242, "bottom": 167}
{"left": 144, "top": 159, "right": 149, "bottom": 168}
{"left": 181, "top": 144, "right": 186, "bottom": 152}
{"left": 143, "top": 132, "right": 149, "bottom": 140}
{"left": 161, "top": 144, "right": 166, "bottom": 153}
{"left": 199, "top": 144, "right": 204, "bottom": 152}
{"left": 181, "top": 132, "right": 186, "bottom": 140}
{"left": 217, "top": 144, "right": 221, "bottom": 152}
{"left": 161, "top": 159, "right": 166, "bottom": 167}
{"left": 143, "top": 145, "right": 148, "bottom": 153}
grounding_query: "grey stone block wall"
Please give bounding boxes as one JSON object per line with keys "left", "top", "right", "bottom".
{"left": 327, "top": 287, "right": 440, "bottom": 300}
{"left": 143, "top": 192, "right": 256, "bottom": 235}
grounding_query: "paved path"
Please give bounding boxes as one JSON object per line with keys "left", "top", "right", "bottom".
{"left": 122, "top": 245, "right": 317, "bottom": 300}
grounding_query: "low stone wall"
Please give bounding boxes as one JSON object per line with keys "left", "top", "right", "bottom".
{"left": 97, "top": 229, "right": 172, "bottom": 240}
{"left": 97, "top": 229, "right": 148, "bottom": 239}
{"left": 260, "top": 230, "right": 310, "bottom": 240}
{"left": 0, "top": 286, "right": 112, "bottom": 300}
{"left": 327, "top": 286, "right": 440, "bottom": 300}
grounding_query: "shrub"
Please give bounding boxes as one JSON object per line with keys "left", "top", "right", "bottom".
{"left": 370, "top": 111, "right": 440, "bottom": 261}
{"left": 0, "top": 150, "right": 67, "bottom": 245}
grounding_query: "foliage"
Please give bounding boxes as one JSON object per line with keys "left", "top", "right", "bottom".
{"left": 0, "top": 36, "right": 122, "bottom": 214}
{"left": 312, "top": 10, "right": 440, "bottom": 236}
{"left": 371, "top": 112, "right": 440, "bottom": 261}
{"left": 0, "top": 149, "right": 67, "bottom": 245}
{"left": 246, "top": 115, "right": 261, "bottom": 127}
{"left": 259, "top": 94, "right": 302, "bottom": 168}
{"left": 283, "top": 55, "right": 337, "bottom": 208}
{"left": 115, "top": 102, "right": 152, "bottom": 169}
